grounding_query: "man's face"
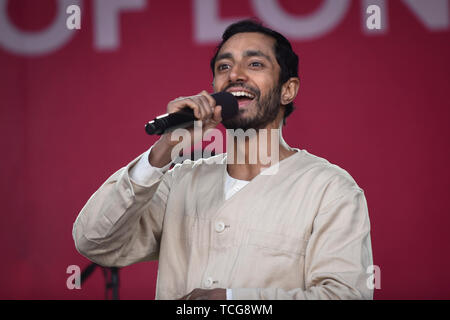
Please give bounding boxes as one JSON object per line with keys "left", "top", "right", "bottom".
{"left": 212, "top": 32, "right": 282, "bottom": 130}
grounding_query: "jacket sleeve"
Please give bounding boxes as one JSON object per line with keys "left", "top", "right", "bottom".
{"left": 72, "top": 153, "right": 173, "bottom": 267}
{"left": 231, "top": 186, "right": 374, "bottom": 300}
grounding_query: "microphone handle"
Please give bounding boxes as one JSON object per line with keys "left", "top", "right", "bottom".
{"left": 145, "top": 107, "right": 196, "bottom": 135}
{"left": 145, "top": 92, "right": 238, "bottom": 135}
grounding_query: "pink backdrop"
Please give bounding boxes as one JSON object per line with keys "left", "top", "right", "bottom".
{"left": 1, "top": 0, "right": 449, "bottom": 299}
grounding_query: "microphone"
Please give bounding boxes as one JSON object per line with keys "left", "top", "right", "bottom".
{"left": 145, "top": 92, "right": 238, "bottom": 135}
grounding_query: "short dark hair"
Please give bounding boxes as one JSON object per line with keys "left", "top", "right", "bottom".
{"left": 210, "top": 19, "right": 299, "bottom": 124}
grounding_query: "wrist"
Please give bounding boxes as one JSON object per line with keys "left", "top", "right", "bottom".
{"left": 148, "top": 136, "right": 176, "bottom": 167}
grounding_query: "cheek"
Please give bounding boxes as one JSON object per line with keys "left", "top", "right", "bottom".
{"left": 213, "top": 76, "right": 227, "bottom": 92}
{"left": 258, "top": 83, "right": 276, "bottom": 100}
{"left": 254, "top": 72, "right": 278, "bottom": 93}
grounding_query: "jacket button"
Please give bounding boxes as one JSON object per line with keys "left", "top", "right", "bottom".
{"left": 215, "top": 221, "right": 225, "bottom": 233}
{"left": 204, "top": 277, "right": 213, "bottom": 288}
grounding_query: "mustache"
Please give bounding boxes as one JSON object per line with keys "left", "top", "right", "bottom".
{"left": 223, "top": 83, "right": 261, "bottom": 99}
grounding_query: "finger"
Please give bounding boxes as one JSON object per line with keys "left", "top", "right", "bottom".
{"left": 212, "top": 105, "right": 223, "bottom": 123}
{"left": 199, "top": 90, "right": 216, "bottom": 110}
{"left": 188, "top": 98, "right": 205, "bottom": 120}
{"left": 196, "top": 94, "right": 213, "bottom": 120}
{"left": 173, "top": 96, "right": 185, "bottom": 102}
{"left": 197, "top": 91, "right": 215, "bottom": 120}
{"left": 180, "top": 99, "right": 202, "bottom": 120}
{"left": 193, "top": 92, "right": 213, "bottom": 118}
{"left": 185, "top": 289, "right": 205, "bottom": 300}
{"left": 178, "top": 290, "right": 194, "bottom": 300}
{"left": 167, "top": 99, "right": 201, "bottom": 120}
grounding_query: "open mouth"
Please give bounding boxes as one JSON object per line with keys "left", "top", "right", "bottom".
{"left": 228, "top": 90, "right": 256, "bottom": 108}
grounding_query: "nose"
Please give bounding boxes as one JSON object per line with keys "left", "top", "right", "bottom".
{"left": 228, "top": 63, "right": 248, "bottom": 83}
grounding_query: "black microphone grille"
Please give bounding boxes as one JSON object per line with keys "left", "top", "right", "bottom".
{"left": 211, "top": 91, "right": 239, "bottom": 120}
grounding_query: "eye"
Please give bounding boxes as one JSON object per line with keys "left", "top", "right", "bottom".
{"left": 217, "top": 64, "right": 231, "bottom": 71}
{"left": 249, "top": 61, "right": 264, "bottom": 68}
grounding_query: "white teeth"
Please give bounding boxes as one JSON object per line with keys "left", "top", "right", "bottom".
{"left": 230, "top": 91, "right": 255, "bottom": 99}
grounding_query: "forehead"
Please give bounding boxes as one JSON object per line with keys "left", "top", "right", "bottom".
{"left": 217, "top": 32, "right": 276, "bottom": 59}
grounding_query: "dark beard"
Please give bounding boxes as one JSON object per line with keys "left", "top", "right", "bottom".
{"left": 222, "top": 84, "right": 282, "bottom": 131}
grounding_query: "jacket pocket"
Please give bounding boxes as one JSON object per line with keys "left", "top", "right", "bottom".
{"left": 229, "top": 229, "right": 309, "bottom": 288}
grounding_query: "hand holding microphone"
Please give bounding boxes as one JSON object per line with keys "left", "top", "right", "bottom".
{"left": 145, "top": 91, "right": 238, "bottom": 167}
{"left": 145, "top": 91, "right": 238, "bottom": 137}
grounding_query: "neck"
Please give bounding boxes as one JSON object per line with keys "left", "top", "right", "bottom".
{"left": 226, "top": 118, "right": 296, "bottom": 181}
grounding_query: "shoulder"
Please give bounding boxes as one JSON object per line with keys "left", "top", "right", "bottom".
{"left": 288, "top": 150, "right": 369, "bottom": 219}
{"left": 291, "top": 149, "right": 364, "bottom": 197}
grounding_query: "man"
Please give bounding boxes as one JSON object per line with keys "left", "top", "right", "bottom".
{"left": 73, "top": 20, "right": 373, "bottom": 300}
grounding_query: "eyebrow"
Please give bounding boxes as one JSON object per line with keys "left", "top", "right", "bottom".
{"left": 215, "top": 50, "right": 273, "bottom": 63}
{"left": 216, "top": 52, "right": 233, "bottom": 61}
{"left": 243, "top": 50, "right": 272, "bottom": 62}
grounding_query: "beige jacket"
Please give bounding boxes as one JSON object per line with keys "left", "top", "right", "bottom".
{"left": 73, "top": 149, "right": 373, "bottom": 300}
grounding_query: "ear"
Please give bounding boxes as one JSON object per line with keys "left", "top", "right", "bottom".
{"left": 280, "top": 77, "right": 300, "bottom": 105}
